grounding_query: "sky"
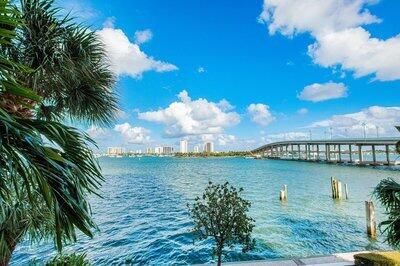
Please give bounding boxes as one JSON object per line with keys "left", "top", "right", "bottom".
{"left": 58, "top": 0, "right": 400, "bottom": 152}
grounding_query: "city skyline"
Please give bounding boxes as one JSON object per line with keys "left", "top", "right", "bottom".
{"left": 61, "top": 0, "right": 400, "bottom": 151}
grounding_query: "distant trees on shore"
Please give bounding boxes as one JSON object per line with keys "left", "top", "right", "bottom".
{"left": 175, "top": 151, "right": 252, "bottom": 157}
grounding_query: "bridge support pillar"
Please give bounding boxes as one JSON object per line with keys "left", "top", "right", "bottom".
{"left": 372, "top": 145, "right": 376, "bottom": 164}
{"left": 358, "top": 145, "right": 363, "bottom": 164}
{"left": 349, "top": 145, "right": 353, "bottom": 163}
{"left": 316, "top": 145, "right": 320, "bottom": 160}
{"left": 338, "top": 145, "right": 342, "bottom": 163}
{"left": 385, "top": 145, "right": 390, "bottom": 165}
{"left": 326, "top": 144, "right": 330, "bottom": 162}
{"left": 297, "top": 144, "right": 301, "bottom": 159}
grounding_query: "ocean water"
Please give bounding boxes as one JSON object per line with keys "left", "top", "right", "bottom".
{"left": 11, "top": 157, "right": 400, "bottom": 265}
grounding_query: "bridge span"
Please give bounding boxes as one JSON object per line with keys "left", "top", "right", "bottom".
{"left": 252, "top": 138, "right": 400, "bottom": 166}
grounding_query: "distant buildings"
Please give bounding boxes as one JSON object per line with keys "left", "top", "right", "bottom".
{"left": 162, "top": 146, "right": 174, "bottom": 155}
{"left": 180, "top": 139, "right": 188, "bottom": 153}
{"left": 107, "top": 147, "right": 123, "bottom": 156}
{"left": 154, "top": 146, "right": 174, "bottom": 155}
{"left": 155, "top": 146, "right": 163, "bottom": 155}
{"left": 193, "top": 145, "right": 200, "bottom": 153}
{"left": 146, "top": 148, "right": 153, "bottom": 154}
{"left": 204, "top": 142, "right": 214, "bottom": 153}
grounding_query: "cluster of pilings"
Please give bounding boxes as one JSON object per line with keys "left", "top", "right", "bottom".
{"left": 279, "top": 179, "right": 377, "bottom": 238}
{"left": 253, "top": 138, "right": 400, "bottom": 166}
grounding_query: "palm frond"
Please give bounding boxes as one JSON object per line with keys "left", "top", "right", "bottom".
{"left": 374, "top": 178, "right": 400, "bottom": 247}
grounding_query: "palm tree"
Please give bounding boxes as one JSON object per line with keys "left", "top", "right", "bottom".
{"left": 374, "top": 127, "right": 400, "bottom": 247}
{"left": 0, "top": 0, "right": 118, "bottom": 264}
{"left": 8, "top": 0, "right": 118, "bottom": 124}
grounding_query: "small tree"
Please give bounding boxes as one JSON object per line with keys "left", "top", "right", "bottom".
{"left": 188, "top": 181, "right": 255, "bottom": 265}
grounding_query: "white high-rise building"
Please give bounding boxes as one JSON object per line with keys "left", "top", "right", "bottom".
{"left": 180, "top": 139, "right": 188, "bottom": 153}
{"left": 146, "top": 148, "right": 153, "bottom": 154}
{"left": 204, "top": 142, "right": 214, "bottom": 153}
{"left": 193, "top": 145, "right": 200, "bottom": 153}
{"left": 155, "top": 146, "right": 163, "bottom": 155}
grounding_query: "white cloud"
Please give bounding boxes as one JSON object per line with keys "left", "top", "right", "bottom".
{"left": 259, "top": 0, "right": 379, "bottom": 37}
{"left": 134, "top": 29, "right": 153, "bottom": 44}
{"left": 310, "top": 106, "right": 400, "bottom": 137}
{"left": 308, "top": 27, "right": 400, "bottom": 81}
{"left": 197, "top": 67, "right": 205, "bottom": 73}
{"left": 261, "top": 131, "right": 309, "bottom": 144}
{"left": 247, "top": 103, "right": 275, "bottom": 126}
{"left": 114, "top": 123, "right": 151, "bottom": 144}
{"left": 259, "top": 0, "right": 400, "bottom": 81}
{"left": 87, "top": 125, "right": 110, "bottom": 139}
{"left": 138, "top": 90, "right": 240, "bottom": 137}
{"left": 297, "top": 108, "right": 309, "bottom": 115}
{"left": 298, "top": 82, "right": 347, "bottom": 102}
{"left": 96, "top": 27, "right": 177, "bottom": 78}
{"left": 217, "top": 99, "right": 235, "bottom": 111}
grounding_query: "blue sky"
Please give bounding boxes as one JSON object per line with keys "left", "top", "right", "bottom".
{"left": 59, "top": 0, "right": 400, "bottom": 152}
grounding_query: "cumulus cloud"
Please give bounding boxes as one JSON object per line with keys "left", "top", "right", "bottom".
{"left": 297, "top": 108, "right": 309, "bottom": 115}
{"left": 259, "top": 0, "right": 400, "bottom": 81}
{"left": 197, "top": 67, "right": 205, "bottom": 73}
{"left": 114, "top": 123, "right": 151, "bottom": 144}
{"left": 134, "top": 29, "right": 153, "bottom": 44}
{"left": 87, "top": 123, "right": 151, "bottom": 145}
{"left": 259, "top": 0, "right": 379, "bottom": 36}
{"left": 138, "top": 90, "right": 240, "bottom": 137}
{"left": 298, "top": 82, "right": 347, "bottom": 102}
{"left": 308, "top": 27, "right": 400, "bottom": 81}
{"left": 87, "top": 125, "right": 110, "bottom": 139}
{"left": 247, "top": 103, "right": 275, "bottom": 126}
{"left": 96, "top": 26, "right": 177, "bottom": 78}
{"left": 310, "top": 106, "right": 400, "bottom": 137}
{"left": 261, "top": 131, "right": 309, "bottom": 143}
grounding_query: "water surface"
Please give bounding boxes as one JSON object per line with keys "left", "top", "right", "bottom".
{"left": 12, "top": 157, "right": 400, "bottom": 265}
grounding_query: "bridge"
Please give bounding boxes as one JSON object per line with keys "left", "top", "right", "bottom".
{"left": 252, "top": 138, "right": 400, "bottom": 166}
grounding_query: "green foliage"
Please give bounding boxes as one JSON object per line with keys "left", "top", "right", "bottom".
{"left": 45, "top": 253, "right": 91, "bottom": 266}
{"left": 374, "top": 178, "right": 400, "bottom": 248}
{"left": 8, "top": 0, "right": 118, "bottom": 125}
{"left": 0, "top": 0, "right": 117, "bottom": 264}
{"left": 188, "top": 181, "right": 255, "bottom": 265}
{"left": 374, "top": 130, "right": 400, "bottom": 248}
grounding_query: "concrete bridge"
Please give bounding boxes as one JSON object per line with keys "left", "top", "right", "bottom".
{"left": 252, "top": 138, "right": 400, "bottom": 166}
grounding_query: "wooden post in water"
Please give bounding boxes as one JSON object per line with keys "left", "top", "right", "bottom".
{"left": 331, "top": 177, "right": 342, "bottom": 199}
{"left": 279, "top": 185, "right": 288, "bottom": 201}
{"left": 365, "top": 201, "right": 377, "bottom": 238}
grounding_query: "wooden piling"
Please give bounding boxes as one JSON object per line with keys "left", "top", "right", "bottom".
{"left": 365, "top": 201, "right": 377, "bottom": 238}
{"left": 331, "top": 177, "right": 342, "bottom": 199}
{"left": 280, "top": 185, "right": 288, "bottom": 201}
{"left": 279, "top": 190, "right": 285, "bottom": 201}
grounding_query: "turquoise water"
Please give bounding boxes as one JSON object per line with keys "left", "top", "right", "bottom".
{"left": 11, "top": 157, "right": 400, "bottom": 265}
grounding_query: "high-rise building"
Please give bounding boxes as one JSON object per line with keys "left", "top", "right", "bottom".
{"left": 107, "top": 147, "right": 124, "bottom": 156}
{"left": 204, "top": 142, "right": 214, "bottom": 153}
{"left": 163, "top": 146, "right": 174, "bottom": 155}
{"left": 155, "top": 146, "right": 163, "bottom": 155}
{"left": 146, "top": 148, "right": 153, "bottom": 154}
{"left": 193, "top": 145, "right": 200, "bottom": 153}
{"left": 180, "top": 139, "right": 188, "bottom": 153}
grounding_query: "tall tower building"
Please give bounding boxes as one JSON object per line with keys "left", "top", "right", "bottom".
{"left": 204, "top": 142, "right": 214, "bottom": 153}
{"left": 180, "top": 139, "right": 188, "bottom": 153}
